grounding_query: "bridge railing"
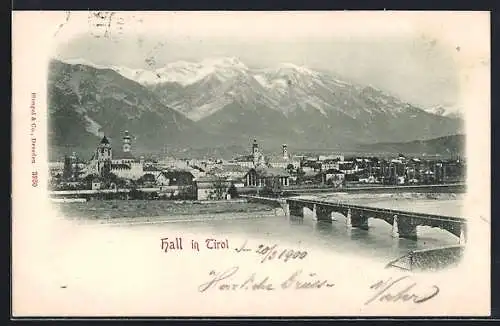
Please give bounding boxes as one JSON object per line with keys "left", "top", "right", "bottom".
{"left": 241, "top": 194, "right": 466, "bottom": 223}
{"left": 286, "top": 198, "right": 466, "bottom": 223}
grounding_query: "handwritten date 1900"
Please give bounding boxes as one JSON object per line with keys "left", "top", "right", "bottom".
{"left": 235, "top": 240, "right": 307, "bottom": 263}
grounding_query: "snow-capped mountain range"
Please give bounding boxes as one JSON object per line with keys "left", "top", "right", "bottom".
{"left": 49, "top": 57, "right": 464, "bottom": 156}
{"left": 60, "top": 57, "right": 249, "bottom": 87}
{"left": 58, "top": 56, "right": 463, "bottom": 121}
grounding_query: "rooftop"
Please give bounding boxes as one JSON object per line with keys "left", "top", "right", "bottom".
{"left": 323, "top": 168, "right": 344, "bottom": 174}
{"left": 268, "top": 156, "right": 296, "bottom": 164}
{"left": 254, "top": 167, "right": 291, "bottom": 178}
{"left": 113, "top": 150, "right": 136, "bottom": 160}
{"left": 159, "top": 170, "right": 195, "bottom": 177}
{"left": 111, "top": 163, "right": 131, "bottom": 170}
{"left": 100, "top": 136, "right": 110, "bottom": 145}
{"left": 143, "top": 165, "right": 162, "bottom": 172}
{"left": 210, "top": 164, "right": 249, "bottom": 173}
{"left": 233, "top": 154, "right": 253, "bottom": 162}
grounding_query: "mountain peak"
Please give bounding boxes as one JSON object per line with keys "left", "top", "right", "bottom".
{"left": 54, "top": 57, "right": 110, "bottom": 70}
{"left": 276, "top": 62, "right": 315, "bottom": 74}
{"left": 427, "top": 105, "right": 463, "bottom": 118}
{"left": 200, "top": 57, "right": 247, "bottom": 69}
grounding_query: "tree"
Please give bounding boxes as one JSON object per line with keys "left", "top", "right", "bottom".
{"left": 137, "top": 173, "right": 156, "bottom": 186}
{"left": 62, "top": 156, "right": 72, "bottom": 180}
{"left": 296, "top": 167, "right": 306, "bottom": 184}
{"left": 72, "top": 162, "right": 85, "bottom": 181}
{"left": 262, "top": 177, "right": 282, "bottom": 197}
{"left": 100, "top": 161, "right": 112, "bottom": 178}
{"left": 101, "top": 172, "right": 126, "bottom": 189}
{"left": 264, "top": 156, "right": 272, "bottom": 167}
{"left": 82, "top": 173, "right": 99, "bottom": 188}
{"left": 228, "top": 183, "right": 238, "bottom": 199}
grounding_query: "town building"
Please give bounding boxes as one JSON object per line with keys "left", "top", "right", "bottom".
{"left": 87, "top": 131, "right": 146, "bottom": 180}
{"left": 337, "top": 160, "right": 360, "bottom": 175}
{"left": 252, "top": 139, "right": 266, "bottom": 166}
{"left": 233, "top": 139, "right": 267, "bottom": 168}
{"left": 244, "top": 167, "right": 290, "bottom": 188}
{"left": 91, "top": 179, "right": 102, "bottom": 190}
{"left": 156, "top": 170, "right": 195, "bottom": 187}
{"left": 154, "top": 170, "right": 197, "bottom": 200}
{"left": 318, "top": 154, "right": 344, "bottom": 162}
{"left": 48, "top": 161, "right": 65, "bottom": 178}
{"left": 298, "top": 170, "right": 319, "bottom": 184}
{"left": 322, "top": 168, "right": 346, "bottom": 186}
{"left": 268, "top": 144, "right": 300, "bottom": 169}
{"left": 301, "top": 158, "right": 322, "bottom": 173}
{"left": 87, "top": 136, "right": 113, "bottom": 176}
{"left": 320, "top": 158, "right": 341, "bottom": 171}
{"left": 232, "top": 155, "right": 255, "bottom": 168}
{"left": 208, "top": 164, "right": 248, "bottom": 182}
{"left": 195, "top": 176, "right": 233, "bottom": 201}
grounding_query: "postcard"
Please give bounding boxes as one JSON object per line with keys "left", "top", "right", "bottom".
{"left": 12, "top": 11, "right": 490, "bottom": 317}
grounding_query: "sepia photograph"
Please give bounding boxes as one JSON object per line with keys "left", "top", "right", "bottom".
{"left": 12, "top": 11, "right": 490, "bottom": 317}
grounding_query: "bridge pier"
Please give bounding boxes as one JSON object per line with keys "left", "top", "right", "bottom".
{"left": 281, "top": 203, "right": 290, "bottom": 217}
{"left": 316, "top": 205, "right": 334, "bottom": 222}
{"left": 392, "top": 215, "right": 399, "bottom": 238}
{"left": 288, "top": 201, "right": 304, "bottom": 218}
{"left": 392, "top": 215, "right": 417, "bottom": 241}
{"left": 351, "top": 210, "right": 369, "bottom": 230}
{"left": 459, "top": 224, "right": 467, "bottom": 245}
{"left": 346, "top": 209, "right": 369, "bottom": 230}
{"left": 311, "top": 204, "right": 317, "bottom": 220}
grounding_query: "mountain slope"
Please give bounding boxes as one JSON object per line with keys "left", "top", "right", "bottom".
{"left": 428, "top": 105, "right": 464, "bottom": 119}
{"left": 48, "top": 59, "right": 218, "bottom": 159}
{"left": 356, "top": 134, "right": 466, "bottom": 156}
{"left": 139, "top": 58, "right": 464, "bottom": 148}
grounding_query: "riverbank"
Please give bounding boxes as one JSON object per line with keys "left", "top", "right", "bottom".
{"left": 312, "top": 192, "right": 462, "bottom": 202}
{"left": 52, "top": 200, "right": 277, "bottom": 221}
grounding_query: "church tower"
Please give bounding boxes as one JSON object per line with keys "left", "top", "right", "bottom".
{"left": 282, "top": 144, "right": 289, "bottom": 160}
{"left": 252, "top": 139, "right": 259, "bottom": 166}
{"left": 96, "top": 135, "right": 112, "bottom": 175}
{"left": 123, "top": 130, "right": 132, "bottom": 153}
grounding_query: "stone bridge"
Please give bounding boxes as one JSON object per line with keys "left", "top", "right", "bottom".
{"left": 242, "top": 195, "right": 467, "bottom": 243}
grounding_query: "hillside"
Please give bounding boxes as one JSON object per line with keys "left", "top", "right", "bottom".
{"left": 48, "top": 59, "right": 226, "bottom": 160}
{"left": 355, "top": 134, "right": 466, "bottom": 156}
{"left": 141, "top": 58, "right": 463, "bottom": 148}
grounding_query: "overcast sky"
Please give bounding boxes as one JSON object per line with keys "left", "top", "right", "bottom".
{"left": 53, "top": 11, "right": 490, "bottom": 111}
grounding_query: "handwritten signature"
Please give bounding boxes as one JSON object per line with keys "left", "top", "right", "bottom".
{"left": 365, "top": 276, "right": 440, "bottom": 305}
{"left": 235, "top": 240, "right": 308, "bottom": 263}
{"left": 198, "top": 266, "right": 335, "bottom": 292}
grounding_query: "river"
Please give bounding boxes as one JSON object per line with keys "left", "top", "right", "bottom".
{"left": 52, "top": 192, "right": 463, "bottom": 266}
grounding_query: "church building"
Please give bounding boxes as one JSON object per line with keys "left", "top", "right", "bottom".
{"left": 233, "top": 139, "right": 266, "bottom": 168}
{"left": 88, "top": 131, "right": 145, "bottom": 180}
{"left": 268, "top": 144, "right": 300, "bottom": 169}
